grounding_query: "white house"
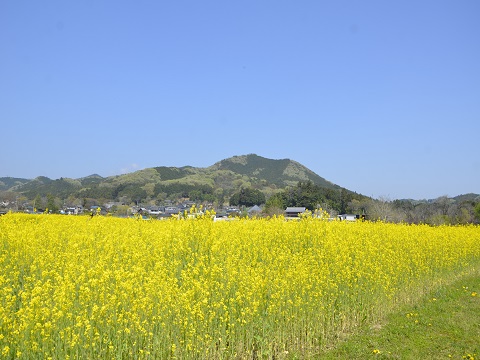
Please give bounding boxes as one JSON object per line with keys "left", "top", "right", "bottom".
{"left": 337, "top": 214, "right": 359, "bottom": 221}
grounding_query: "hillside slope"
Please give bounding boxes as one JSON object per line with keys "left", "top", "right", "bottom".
{"left": 209, "top": 154, "right": 339, "bottom": 189}
{"left": 3, "top": 154, "right": 347, "bottom": 201}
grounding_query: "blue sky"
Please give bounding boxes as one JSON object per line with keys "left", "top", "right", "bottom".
{"left": 1, "top": 1, "right": 479, "bottom": 200}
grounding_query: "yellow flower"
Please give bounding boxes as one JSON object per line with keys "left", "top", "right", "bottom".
{"left": 1, "top": 213, "right": 479, "bottom": 358}
{"left": 2, "top": 346, "right": 10, "bottom": 357}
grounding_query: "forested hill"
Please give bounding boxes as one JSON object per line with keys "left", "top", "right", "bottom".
{"left": 0, "top": 177, "right": 30, "bottom": 191}
{"left": 1, "top": 154, "right": 353, "bottom": 203}
{"left": 209, "top": 154, "right": 340, "bottom": 189}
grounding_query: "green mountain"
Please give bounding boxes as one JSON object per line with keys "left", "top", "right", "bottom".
{"left": 453, "top": 193, "right": 480, "bottom": 203}
{"left": 0, "top": 177, "right": 30, "bottom": 191}
{"left": 1, "top": 154, "right": 349, "bottom": 203}
{"left": 209, "top": 154, "right": 339, "bottom": 189}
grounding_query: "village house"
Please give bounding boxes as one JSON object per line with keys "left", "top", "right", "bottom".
{"left": 337, "top": 214, "right": 363, "bottom": 221}
{"left": 285, "top": 207, "right": 306, "bottom": 218}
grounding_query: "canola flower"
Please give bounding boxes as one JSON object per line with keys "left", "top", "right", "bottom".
{"left": 1, "top": 213, "right": 479, "bottom": 359}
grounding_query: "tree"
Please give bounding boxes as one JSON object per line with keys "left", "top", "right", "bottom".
{"left": 474, "top": 202, "right": 480, "bottom": 224}
{"left": 112, "top": 205, "right": 130, "bottom": 217}
{"left": 33, "top": 194, "right": 44, "bottom": 211}
{"left": 66, "top": 195, "right": 79, "bottom": 206}
{"left": 433, "top": 196, "right": 454, "bottom": 216}
{"left": 366, "top": 196, "right": 399, "bottom": 222}
{"left": 46, "top": 193, "right": 59, "bottom": 213}
{"left": 454, "top": 205, "right": 473, "bottom": 224}
{"left": 0, "top": 191, "right": 17, "bottom": 203}
{"left": 264, "top": 194, "right": 285, "bottom": 216}
{"left": 392, "top": 200, "right": 415, "bottom": 223}
{"left": 229, "top": 188, "right": 266, "bottom": 207}
{"left": 188, "top": 190, "right": 203, "bottom": 201}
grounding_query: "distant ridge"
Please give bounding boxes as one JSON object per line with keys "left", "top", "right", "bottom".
{"left": 0, "top": 177, "right": 30, "bottom": 191}
{"left": 0, "top": 154, "right": 347, "bottom": 200}
{"left": 1, "top": 154, "right": 477, "bottom": 202}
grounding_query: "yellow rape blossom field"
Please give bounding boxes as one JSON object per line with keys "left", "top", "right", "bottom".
{"left": 1, "top": 213, "right": 479, "bottom": 359}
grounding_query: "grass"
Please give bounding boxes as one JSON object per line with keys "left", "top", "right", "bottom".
{"left": 319, "top": 271, "right": 480, "bottom": 359}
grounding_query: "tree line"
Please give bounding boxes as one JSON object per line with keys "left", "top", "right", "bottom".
{"left": 2, "top": 180, "right": 480, "bottom": 224}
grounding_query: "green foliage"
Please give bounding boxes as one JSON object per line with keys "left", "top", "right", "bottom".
{"left": 117, "top": 184, "right": 147, "bottom": 203}
{"left": 475, "top": 202, "right": 480, "bottom": 223}
{"left": 214, "top": 155, "right": 291, "bottom": 187}
{"left": 22, "top": 177, "right": 82, "bottom": 199}
{"left": 33, "top": 195, "right": 43, "bottom": 210}
{"left": 265, "top": 193, "right": 286, "bottom": 213}
{"left": 111, "top": 205, "right": 130, "bottom": 217}
{"left": 283, "top": 181, "right": 322, "bottom": 209}
{"left": 269, "top": 181, "right": 366, "bottom": 214}
{"left": 77, "top": 186, "right": 115, "bottom": 200}
{"left": 78, "top": 174, "right": 104, "bottom": 186}
{"left": 0, "top": 177, "right": 30, "bottom": 191}
{"left": 212, "top": 154, "right": 339, "bottom": 189}
{"left": 229, "top": 187, "right": 266, "bottom": 207}
{"left": 188, "top": 189, "right": 216, "bottom": 202}
{"left": 46, "top": 193, "right": 58, "bottom": 213}
{"left": 154, "top": 183, "right": 214, "bottom": 200}
{"left": 154, "top": 166, "right": 193, "bottom": 180}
